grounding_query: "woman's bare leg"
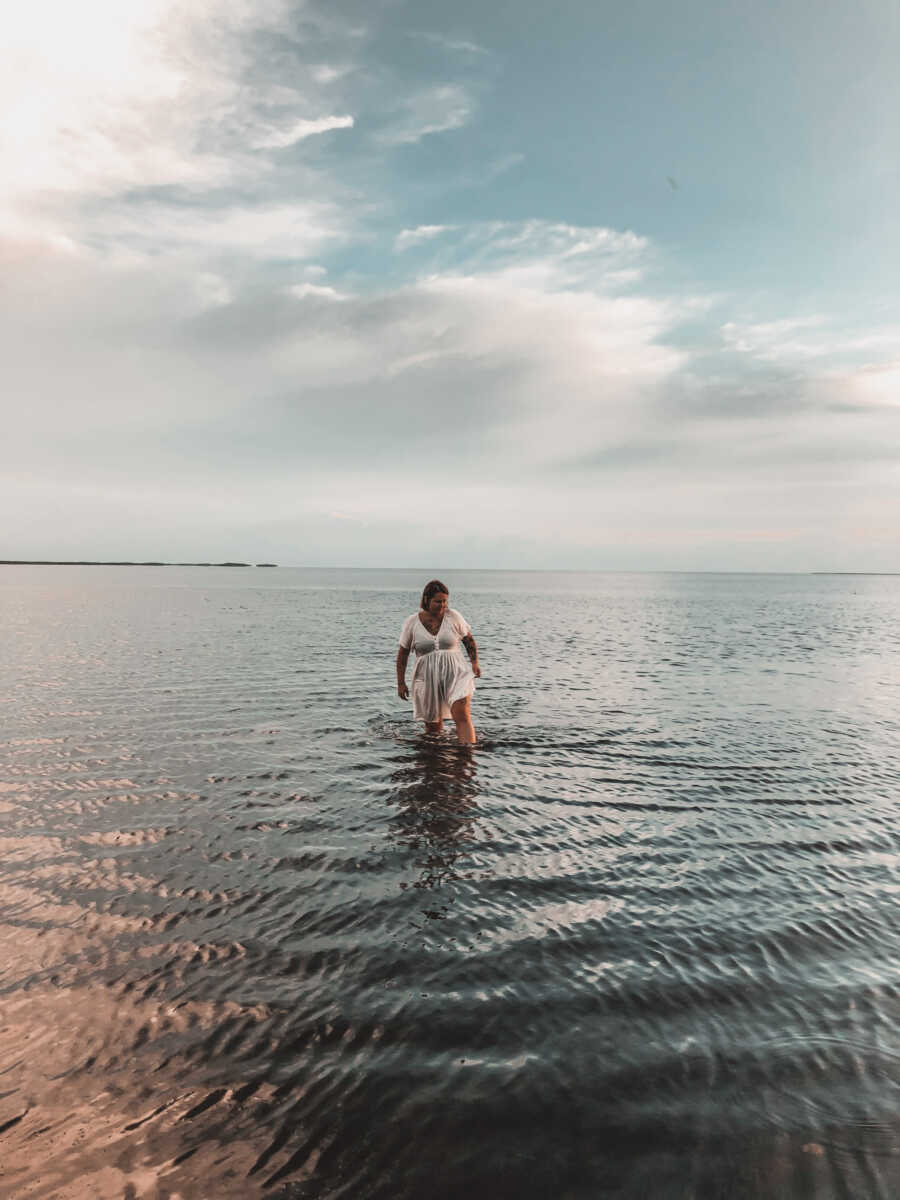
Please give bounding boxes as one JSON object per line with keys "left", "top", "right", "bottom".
{"left": 450, "top": 696, "right": 476, "bottom": 745}
{"left": 424, "top": 720, "right": 443, "bottom": 735}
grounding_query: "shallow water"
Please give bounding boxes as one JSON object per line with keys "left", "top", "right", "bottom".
{"left": 1, "top": 566, "right": 899, "bottom": 1199}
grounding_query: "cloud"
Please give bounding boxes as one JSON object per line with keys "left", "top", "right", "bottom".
{"left": 436, "top": 221, "right": 649, "bottom": 286}
{"left": 0, "top": 0, "right": 369, "bottom": 259}
{"left": 721, "top": 315, "right": 900, "bottom": 370}
{"left": 721, "top": 316, "right": 829, "bottom": 361}
{"left": 480, "top": 151, "right": 526, "bottom": 180}
{"left": 88, "top": 200, "right": 352, "bottom": 261}
{"left": 311, "top": 64, "right": 352, "bottom": 84}
{"left": 5, "top": 233, "right": 899, "bottom": 568}
{"left": 2, "top": 0, "right": 285, "bottom": 206}
{"left": 287, "top": 282, "right": 347, "bottom": 300}
{"left": 0, "top": 1, "right": 491, "bottom": 273}
{"left": 252, "top": 114, "right": 354, "bottom": 149}
{"left": 407, "top": 32, "right": 489, "bottom": 56}
{"left": 195, "top": 272, "right": 233, "bottom": 309}
{"left": 394, "top": 225, "right": 455, "bottom": 251}
{"left": 0, "top": 219, "right": 687, "bottom": 485}
{"left": 447, "top": 151, "right": 525, "bottom": 194}
{"left": 375, "top": 85, "right": 474, "bottom": 145}
{"left": 837, "top": 358, "right": 900, "bottom": 408}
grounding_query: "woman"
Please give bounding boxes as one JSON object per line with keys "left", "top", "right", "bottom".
{"left": 397, "top": 580, "right": 481, "bottom": 744}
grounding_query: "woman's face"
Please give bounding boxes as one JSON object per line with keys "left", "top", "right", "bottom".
{"left": 426, "top": 591, "right": 449, "bottom": 618}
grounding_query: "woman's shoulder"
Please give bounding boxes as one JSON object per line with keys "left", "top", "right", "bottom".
{"left": 398, "top": 612, "right": 419, "bottom": 648}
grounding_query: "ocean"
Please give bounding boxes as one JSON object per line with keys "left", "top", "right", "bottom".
{"left": 1, "top": 566, "right": 898, "bottom": 1199}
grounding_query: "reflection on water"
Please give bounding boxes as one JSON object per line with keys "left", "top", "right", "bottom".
{"left": 1, "top": 567, "right": 899, "bottom": 1198}
{"left": 389, "top": 740, "right": 480, "bottom": 900}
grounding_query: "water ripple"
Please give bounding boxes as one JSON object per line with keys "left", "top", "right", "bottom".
{"left": 1, "top": 567, "right": 899, "bottom": 1197}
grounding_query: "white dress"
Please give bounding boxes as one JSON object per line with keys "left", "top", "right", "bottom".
{"left": 398, "top": 608, "right": 476, "bottom": 722}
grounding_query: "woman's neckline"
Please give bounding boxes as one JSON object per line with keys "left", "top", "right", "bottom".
{"left": 418, "top": 611, "right": 446, "bottom": 636}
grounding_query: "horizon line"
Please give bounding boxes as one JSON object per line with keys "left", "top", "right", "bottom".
{"left": 2, "top": 561, "right": 897, "bottom": 577}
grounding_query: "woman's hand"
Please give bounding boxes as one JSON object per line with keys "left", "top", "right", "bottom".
{"left": 396, "top": 647, "right": 410, "bottom": 701}
{"left": 472, "top": 663, "right": 481, "bottom": 678}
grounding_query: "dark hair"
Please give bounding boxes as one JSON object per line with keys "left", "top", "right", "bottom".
{"left": 421, "top": 579, "right": 449, "bottom": 609}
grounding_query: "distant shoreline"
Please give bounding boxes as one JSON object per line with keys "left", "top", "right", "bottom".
{"left": 0, "top": 563, "right": 895, "bottom": 575}
{"left": 0, "top": 560, "right": 278, "bottom": 567}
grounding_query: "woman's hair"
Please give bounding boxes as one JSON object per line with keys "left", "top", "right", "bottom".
{"left": 421, "top": 579, "right": 449, "bottom": 609}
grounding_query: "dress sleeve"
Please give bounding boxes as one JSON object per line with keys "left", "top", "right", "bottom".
{"left": 398, "top": 614, "right": 416, "bottom": 649}
{"left": 451, "top": 609, "right": 471, "bottom": 638}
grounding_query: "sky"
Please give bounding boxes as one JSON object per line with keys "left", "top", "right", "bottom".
{"left": 3, "top": 0, "right": 899, "bottom": 570}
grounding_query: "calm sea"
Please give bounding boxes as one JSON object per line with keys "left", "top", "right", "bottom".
{"left": 1, "top": 566, "right": 899, "bottom": 1199}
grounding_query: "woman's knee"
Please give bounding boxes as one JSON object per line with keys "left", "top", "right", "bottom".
{"left": 450, "top": 697, "right": 471, "bottom": 722}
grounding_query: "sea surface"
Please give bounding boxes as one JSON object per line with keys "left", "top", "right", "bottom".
{"left": 1, "top": 566, "right": 899, "bottom": 1200}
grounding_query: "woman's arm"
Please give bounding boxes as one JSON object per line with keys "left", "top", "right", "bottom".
{"left": 461, "top": 634, "right": 481, "bottom": 678}
{"left": 396, "top": 647, "right": 410, "bottom": 698}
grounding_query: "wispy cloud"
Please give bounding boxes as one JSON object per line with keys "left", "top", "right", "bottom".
{"left": 722, "top": 315, "right": 900, "bottom": 374}
{"left": 311, "top": 63, "right": 352, "bottom": 84}
{"left": 252, "top": 114, "right": 354, "bottom": 149}
{"left": 721, "top": 316, "right": 829, "bottom": 360}
{"left": 287, "top": 281, "right": 348, "bottom": 301}
{"left": 394, "top": 225, "right": 455, "bottom": 251}
{"left": 375, "top": 84, "right": 474, "bottom": 145}
{"left": 408, "top": 31, "right": 489, "bottom": 56}
{"left": 409, "top": 220, "right": 650, "bottom": 290}
{"left": 90, "top": 201, "right": 352, "bottom": 261}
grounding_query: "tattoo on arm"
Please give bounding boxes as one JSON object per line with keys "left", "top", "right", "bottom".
{"left": 462, "top": 635, "right": 478, "bottom": 662}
